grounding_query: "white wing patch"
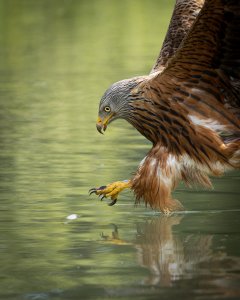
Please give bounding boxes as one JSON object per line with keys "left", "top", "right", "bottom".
{"left": 189, "top": 115, "right": 228, "bottom": 132}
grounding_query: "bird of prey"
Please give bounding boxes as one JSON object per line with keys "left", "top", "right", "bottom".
{"left": 89, "top": 0, "right": 240, "bottom": 214}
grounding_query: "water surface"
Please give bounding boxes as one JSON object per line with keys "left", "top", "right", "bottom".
{"left": 0, "top": 1, "right": 240, "bottom": 299}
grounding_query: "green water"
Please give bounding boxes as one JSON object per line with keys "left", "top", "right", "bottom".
{"left": 0, "top": 0, "right": 240, "bottom": 299}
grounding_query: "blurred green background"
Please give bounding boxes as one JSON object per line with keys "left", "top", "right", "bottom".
{"left": 0, "top": 1, "right": 239, "bottom": 299}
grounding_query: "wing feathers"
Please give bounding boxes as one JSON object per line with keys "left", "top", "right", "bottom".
{"left": 167, "top": 0, "right": 240, "bottom": 79}
{"left": 151, "top": 0, "right": 204, "bottom": 73}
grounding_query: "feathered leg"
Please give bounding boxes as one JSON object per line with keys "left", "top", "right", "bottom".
{"left": 132, "top": 146, "right": 184, "bottom": 214}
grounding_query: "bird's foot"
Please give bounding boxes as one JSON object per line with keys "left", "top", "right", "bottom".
{"left": 89, "top": 180, "right": 131, "bottom": 206}
{"left": 161, "top": 199, "right": 184, "bottom": 215}
{"left": 162, "top": 208, "right": 172, "bottom": 216}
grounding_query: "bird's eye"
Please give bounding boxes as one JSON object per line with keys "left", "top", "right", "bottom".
{"left": 104, "top": 106, "right": 111, "bottom": 112}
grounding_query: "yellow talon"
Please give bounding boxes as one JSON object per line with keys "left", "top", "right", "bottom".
{"left": 89, "top": 180, "right": 131, "bottom": 206}
{"left": 99, "top": 181, "right": 131, "bottom": 199}
{"left": 105, "top": 181, "right": 130, "bottom": 198}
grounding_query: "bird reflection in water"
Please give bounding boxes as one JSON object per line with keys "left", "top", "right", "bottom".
{"left": 101, "top": 216, "right": 240, "bottom": 295}
{"left": 100, "top": 224, "right": 130, "bottom": 246}
{"left": 135, "top": 216, "right": 213, "bottom": 286}
{"left": 135, "top": 216, "right": 240, "bottom": 298}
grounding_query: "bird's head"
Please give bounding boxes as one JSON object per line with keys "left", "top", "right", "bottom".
{"left": 96, "top": 77, "right": 145, "bottom": 134}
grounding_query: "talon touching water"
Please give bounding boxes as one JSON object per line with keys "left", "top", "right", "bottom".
{"left": 91, "top": 0, "right": 240, "bottom": 214}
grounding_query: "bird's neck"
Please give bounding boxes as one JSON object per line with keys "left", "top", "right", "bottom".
{"left": 126, "top": 97, "right": 167, "bottom": 145}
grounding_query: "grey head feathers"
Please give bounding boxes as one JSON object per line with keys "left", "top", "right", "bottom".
{"left": 98, "top": 76, "right": 145, "bottom": 121}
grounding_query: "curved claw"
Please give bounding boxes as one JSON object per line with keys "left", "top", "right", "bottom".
{"left": 108, "top": 199, "right": 117, "bottom": 206}
{"left": 89, "top": 185, "right": 107, "bottom": 195}
{"left": 89, "top": 188, "right": 97, "bottom": 195}
{"left": 99, "top": 194, "right": 106, "bottom": 201}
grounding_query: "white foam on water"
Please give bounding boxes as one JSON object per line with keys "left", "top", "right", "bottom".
{"left": 66, "top": 214, "right": 78, "bottom": 220}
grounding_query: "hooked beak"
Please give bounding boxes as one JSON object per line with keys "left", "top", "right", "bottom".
{"left": 96, "top": 115, "right": 113, "bottom": 134}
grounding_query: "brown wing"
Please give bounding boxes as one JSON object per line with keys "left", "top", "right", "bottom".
{"left": 150, "top": 0, "right": 205, "bottom": 74}
{"left": 149, "top": 0, "right": 240, "bottom": 119}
